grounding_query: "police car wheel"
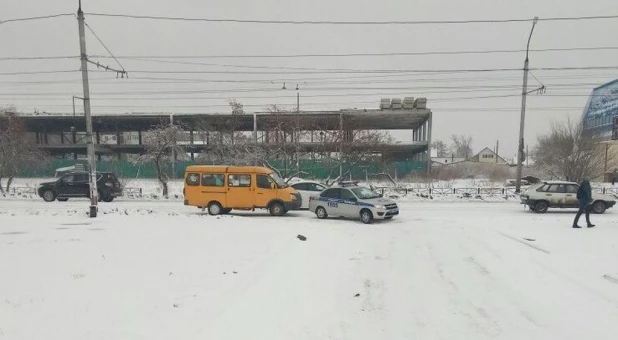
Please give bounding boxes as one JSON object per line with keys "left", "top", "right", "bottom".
{"left": 316, "top": 206, "right": 328, "bottom": 219}
{"left": 360, "top": 209, "right": 373, "bottom": 224}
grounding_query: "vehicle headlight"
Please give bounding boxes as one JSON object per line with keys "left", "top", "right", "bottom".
{"left": 375, "top": 205, "right": 385, "bottom": 209}
{"left": 290, "top": 194, "right": 298, "bottom": 200}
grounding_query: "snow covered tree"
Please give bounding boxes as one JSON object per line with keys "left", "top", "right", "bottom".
{"left": 450, "top": 134, "right": 473, "bottom": 159}
{"left": 0, "top": 111, "right": 47, "bottom": 193}
{"left": 139, "top": 122, "right": 185, "bottom": 197}
{"left": 533, "top": 119, "right": 609, "bottom": 182}
{"left": 311, "top": 125, "right": 393, "bottom": 185}
{"left": 431, "top": 140, "right": 449, "bottom": 157}
{"left": 195, "top": 100, "right": 262, "bottom": 166}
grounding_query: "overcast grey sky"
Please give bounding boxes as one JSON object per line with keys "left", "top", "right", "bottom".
{"left": 2, "top": 0, "right": 618, "bottom": 157}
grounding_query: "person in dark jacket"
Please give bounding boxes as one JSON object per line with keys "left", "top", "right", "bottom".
{"left": 573, "top": 179, "right": 594, "bottom": 228}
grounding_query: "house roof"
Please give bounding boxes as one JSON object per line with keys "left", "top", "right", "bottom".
{"left": 470, "top": 147, "right": 508, "bottom": 163}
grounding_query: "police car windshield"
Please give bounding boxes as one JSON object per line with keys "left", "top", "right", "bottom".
{"left": 351, "top": 187, "right": 381, "bottom": 199}
{"left": 269, "top": 172, "right": 288, "bottom": 188}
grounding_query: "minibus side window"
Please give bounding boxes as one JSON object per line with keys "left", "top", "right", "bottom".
{"left": 201, "top": 174, "right": 225, "bottom": 187}
{"left": 257, "top": 175, "right": 274, "bottom": 189}
{"left": 229, "top": 174, "right": 251, "bottom": 187}
{"left": 186, "top": 173, "right": 200, "bottom": 186}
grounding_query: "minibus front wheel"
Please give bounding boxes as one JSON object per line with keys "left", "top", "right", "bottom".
{"left": 269, "top": 202, "right": 285, "bottom": 216}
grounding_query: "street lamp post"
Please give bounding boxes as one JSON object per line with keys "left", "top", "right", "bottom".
{"left": 515, "top": 17, "right": 539, "bottom": 194}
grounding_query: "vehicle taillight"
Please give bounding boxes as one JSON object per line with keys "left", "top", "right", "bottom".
{"left": 309, "top": 196, "right": 314, "bottom": 201}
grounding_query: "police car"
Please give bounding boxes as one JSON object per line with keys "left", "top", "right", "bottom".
{"left": 308, "top": 182, "right": 399, "bottom": 224}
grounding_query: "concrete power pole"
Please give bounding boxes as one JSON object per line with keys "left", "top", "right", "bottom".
{"left": 170, "top": 114, "right": 176, "bottom": 179}
{"left": 77, "top": 1, "right": 98, "bottom": 218}
{"left": 515, "top": 17, "right": 539, "bottom": 194}
{"left": 495, "top": 140, "right": 499, "bottom": 163}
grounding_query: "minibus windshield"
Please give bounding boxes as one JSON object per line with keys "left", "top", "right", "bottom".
{"left": 269, "top": 172, "right": 288, "bottom": 188}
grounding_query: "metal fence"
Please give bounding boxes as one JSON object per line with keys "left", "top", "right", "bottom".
{"left": 4, "top": 185, "right": 618, "bottom": 199}
{"left": 2, "top": 186, "right": 143, "bottom": 197}
{"left": 376, "top": 186, "right": 618, "bottom": 197}
{"left": 3, "top": 187, "right": 36, "bottom": 195}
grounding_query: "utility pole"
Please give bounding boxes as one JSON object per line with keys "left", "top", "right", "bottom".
{"left": 170, "top": 113, "right": 176, "bottom": 179}
{"left": 78, "top": 1, "right": 98, "bottom": 217}
{"left": 495, "top": 140, "right": 499, "bottom": 163}
{"left": 515, "top": 17, "right": 539, "bottom": 194}
{"left": 526, "top": 145, "right": 529, "bottom": 167}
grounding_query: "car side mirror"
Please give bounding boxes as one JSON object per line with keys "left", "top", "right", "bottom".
{"left": 350, "top": 197, "right": 357, "bottom": 202}
{"left": 270, "top": 183, "right": 276, "bottom": 190}
{"left": 379, "top": 194, "right": 383, "bottom": 197}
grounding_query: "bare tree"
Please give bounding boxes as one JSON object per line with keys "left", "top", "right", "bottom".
{"left": 138, "top": 122, "right": 185, "bottom": 197}
{"left": 195, "top": 100, "right": 262, "bottom": 166}
{"left": 310, "top": 125, "right": 393, "bottom": 186}
{"left": 450, "top": 134, "right": 473, "bottom": 158}
{"left": 533, "top": 119, "right": 610, "bottom": 182}
{"left": 431, "top": 140, "right": 449, "bottom": 157}
{"left": 260, "top": 105, "right": 309, "bottom": 180}
{"left": 0, "top": 111, "right": 48, "bottom": 193}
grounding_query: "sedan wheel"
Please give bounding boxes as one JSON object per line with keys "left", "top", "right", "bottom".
{"left": 592, "top": 201, "right": 606, "bottom": 214}
{"left": 534, "top": 201, "right": 549, "bottom": 214}
{"left": 316, "top": 206, "right": 328, "bottom": 219}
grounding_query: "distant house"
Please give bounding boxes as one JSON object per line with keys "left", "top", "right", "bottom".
{"left": 469, "top": 147, "right": 508, "bottom": 164}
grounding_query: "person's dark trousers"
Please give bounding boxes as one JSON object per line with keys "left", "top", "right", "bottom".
{"left": 573, "top": 205, "right": 593, "bottom": 228}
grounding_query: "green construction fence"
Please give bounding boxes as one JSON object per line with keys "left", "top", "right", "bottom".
{"left": 18, "top": 159, "right": 427, "bottom": 180}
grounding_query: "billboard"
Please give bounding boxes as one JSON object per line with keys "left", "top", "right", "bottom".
{"left": 582, "top": 79, "right": 618, "bottom": 138}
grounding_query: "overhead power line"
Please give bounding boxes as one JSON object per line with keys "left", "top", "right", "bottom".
{"left": 0, "top": 56, "right": 79, "bottom": 61}
{"left": 84, "top": 12, "right": 618, "bottom": 25}
{"left": 102, "top": 65, "right": 618, "bottom": 75}
{"left": 0, "top": 70, "right": 78, "bottom": 76}
{"left": 0, "top": 87, "right": 600, "bottom": 102}
{"left": 5, "top": 45, "right": 618, "bottom": 62}
{"left": 0, "top": 13, "right": 73, "bottom": 25}
{"left": 89, "top": 46, "right": 618, "bottom": 59}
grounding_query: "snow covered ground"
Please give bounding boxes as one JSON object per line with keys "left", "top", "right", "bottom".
{"left": 2, "top": 199, "right": 618, "bottom": 339}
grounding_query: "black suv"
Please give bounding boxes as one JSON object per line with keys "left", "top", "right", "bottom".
{"left": 37, "top": 171, "right": 123, "bottom": 202}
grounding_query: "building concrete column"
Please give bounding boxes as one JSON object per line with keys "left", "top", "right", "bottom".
{"left": 189, "top": 129, "right": 195, "bottom": 161}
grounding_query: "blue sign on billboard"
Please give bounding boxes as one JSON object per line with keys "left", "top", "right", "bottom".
{"left": 582, "top": 79, "right": 618, "bottom": 138}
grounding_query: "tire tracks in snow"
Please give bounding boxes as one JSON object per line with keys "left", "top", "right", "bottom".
{"left": 498, "top": 232, "right": 550, "bottom": 254}
{"left": 425, "top": 239, "right": 503, "bottom": 338}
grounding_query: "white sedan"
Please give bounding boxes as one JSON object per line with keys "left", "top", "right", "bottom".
{"left": 290, "top": 181, "right": 328, "bottom": 209}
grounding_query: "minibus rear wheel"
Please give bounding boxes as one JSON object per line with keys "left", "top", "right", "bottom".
{"left": 208, "top": 202, "right": 223, "bottom": 215}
